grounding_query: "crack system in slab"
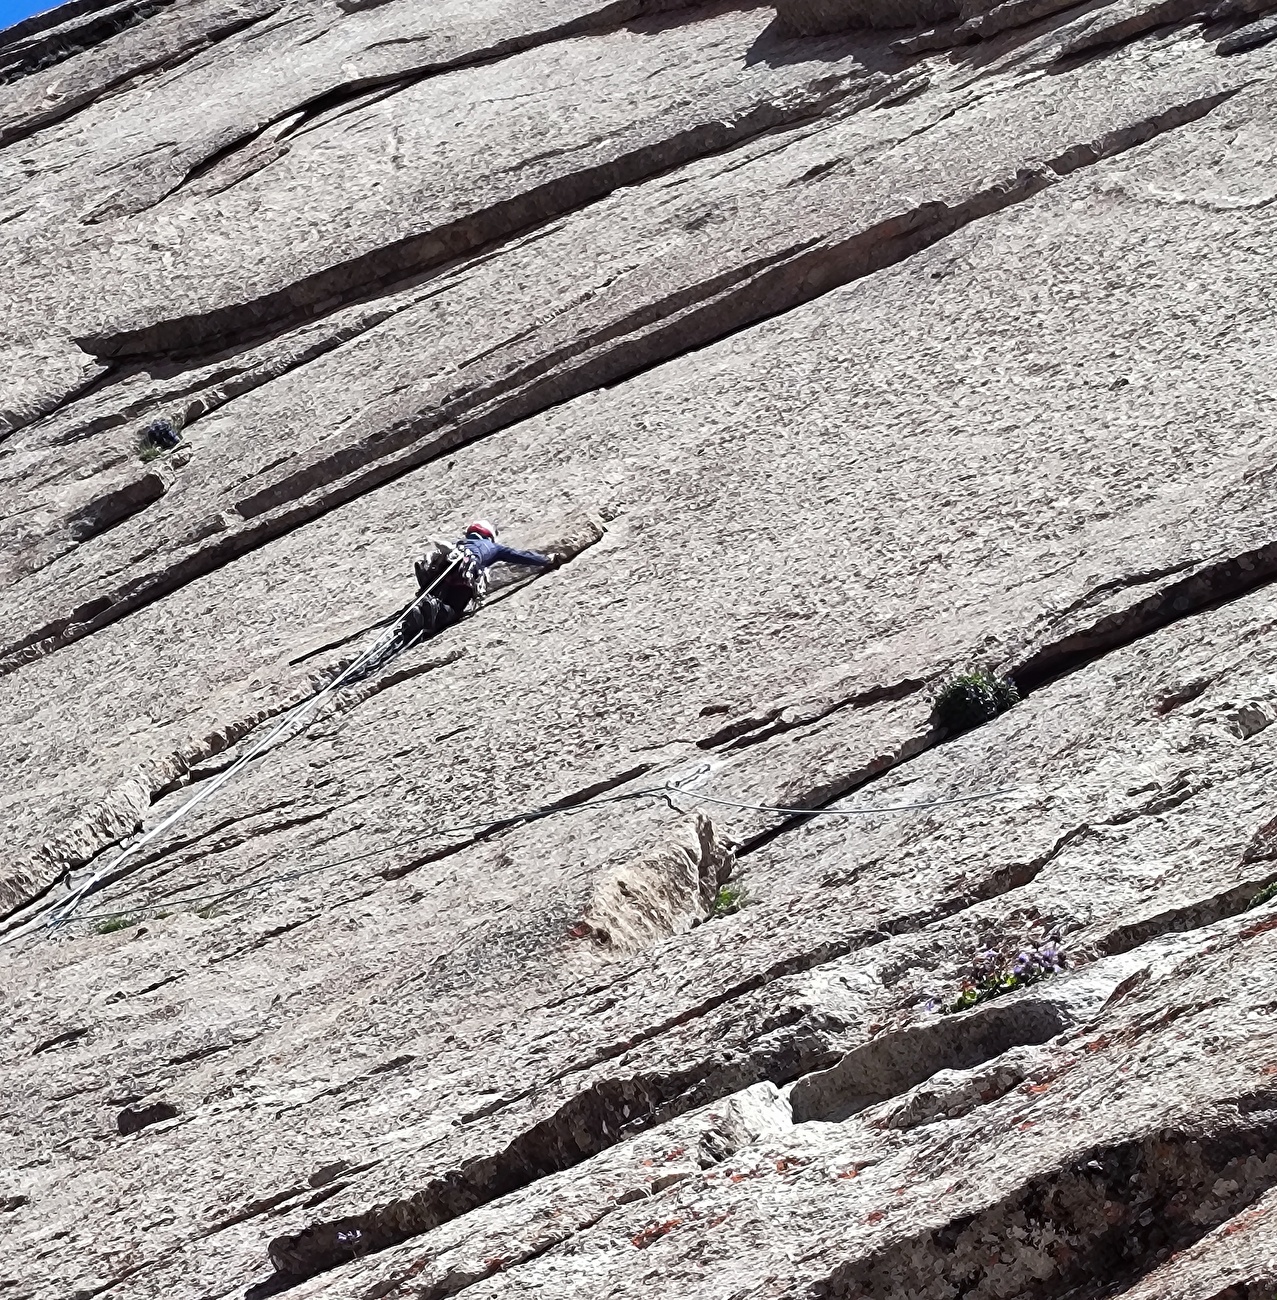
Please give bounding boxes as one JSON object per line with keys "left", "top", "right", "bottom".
{"left": 6, "top": 16, "right": 1276, "bottom": 1300}
{"left": 816, "top": 1111, "right": 1277, "bottom": 1299}
{"left": 0, "top": 81, "right": 1245, "bottom": 683}
{"left": 264, "top": 867, "right": 1277, "bottom": 1287}
{"left": 76, "top": 0, "right": 719, "bottom": 224}
{"left": 78, "top": 66, "right": 881, "bottom": 360}
{"left": 735, "top": 529, "right": 1277, "bottom": 861}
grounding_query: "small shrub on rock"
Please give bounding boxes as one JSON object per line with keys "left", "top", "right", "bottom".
{"left": 938, "top": 940, "right": 1065, "bottom": 1014}
{"left": 712, "top": 882, "right": 752, "bottom": 918}
{"left": 95, "top": 914, "right": 139, "bottom": 934}
{"left": 931, "top": 667, "right": 1020, "bottom": 735}
{"left": 1249, "top": 881, "right": 1277, "bottom": 910}
{"left": 136, "top": 416, "right": 183, "bottom": 462}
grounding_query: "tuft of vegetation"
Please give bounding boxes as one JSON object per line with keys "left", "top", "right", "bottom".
{"left": 712, "top": 882, "right": 752, "bottom": 918}
{"left": 95, "top": 914, "right": 140, "bottom": 934}
{"left": 135, "top": 415, "right": 183, "bottom": 462}
{"left": 931, "top": 667, "right": 1020, "bottom": 736}
{"left": 1250, "top": 881, "right": 1277, "bottom": 910}
{"left": 936, "top": 939, "right": 1065, "bottom": 1014}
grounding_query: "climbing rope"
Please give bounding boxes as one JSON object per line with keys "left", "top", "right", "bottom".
{"left": 56, "top": 764, "right": 1019, "bottom": 932}
{"left": 67, "top": 779, "right": 670, "bottom": 927}
{"left": 664, "top": 780, "right": 1022, "bottom": 819}
{"left": 27, "top": 559, "right": 463, "bottom": 938}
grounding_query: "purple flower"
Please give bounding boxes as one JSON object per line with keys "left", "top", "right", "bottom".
{"left": 972, "top": 949, "right": 999, "bottom": 977}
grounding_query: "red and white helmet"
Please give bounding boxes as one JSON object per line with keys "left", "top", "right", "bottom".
{"left": 464, "top": 518, "right": 497, "bottom": 540}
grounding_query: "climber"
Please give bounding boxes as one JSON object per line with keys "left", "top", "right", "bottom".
{"left": 401, "top": 519, "right": 557, "bottom": 642}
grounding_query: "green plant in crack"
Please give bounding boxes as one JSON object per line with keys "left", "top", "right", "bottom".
{"left": 95, "top": 915, "right": 140, "bottom": 934}
{"left": 94, "top": 909, "right": 169, "bottom": 933}
{"left": 931, "top": 667, "right": 1020, "bottom": 735}
{"left": 933, "top": 939, "right": 1066, "bottom": 1014}
{"left": 1249, "top": 881, "right": 1277, "bottom": 910}
{"left": 712, "top": 882, "right": 752, "bottom": 918}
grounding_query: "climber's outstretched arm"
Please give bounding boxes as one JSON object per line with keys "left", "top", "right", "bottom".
{"left": 492, "top": 543, "right": 555, "bottom": 568}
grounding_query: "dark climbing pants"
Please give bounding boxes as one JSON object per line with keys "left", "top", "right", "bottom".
{"left": 401, "top": 594, "right": 465, "bottom": 642}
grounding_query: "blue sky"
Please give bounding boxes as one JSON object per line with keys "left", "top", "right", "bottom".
{"left": 0, "top": 0, "right": 57, "bottom": 33}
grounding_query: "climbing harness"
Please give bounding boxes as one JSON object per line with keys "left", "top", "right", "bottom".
{"left": 414, "top": 538, "right": 490, "bottom": 614}
{"left": 17, "top": 559, "right": 463, "bottom": 941}
{"left": 452, "top": 546, "right": 489, "bottom": 605}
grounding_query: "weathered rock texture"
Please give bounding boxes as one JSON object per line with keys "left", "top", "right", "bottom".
{"left": 3, "top": 0, "right": 1277, "bottom": 1296}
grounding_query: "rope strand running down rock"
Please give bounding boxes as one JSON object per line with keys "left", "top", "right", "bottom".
{"left": 60, "top": 766, "right": 1019, "bottom": 932}
{"left": 11, "top": 560, "right": 463, "bottom": 942}
{"left": 664, "top": 782, "right": 1022, "bottom": 819}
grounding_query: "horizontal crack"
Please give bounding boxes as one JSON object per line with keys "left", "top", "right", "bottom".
{"left": 31, "top": 1025, "right": 90, "bottom": 1055}
{"left": 1, "top": 85, "right": 1239, "bottom": 682}
{"left": 381, "top": 759, "right": 659, "bottom": 881}
{"left": 790, "top": 997, "right": 1066, "bottom": 1123}
{"left": 697, "top": 676, "right": 927, "bottom": 752}
{"left": 198, "top": 1184, "right": 313, "bottom": 1239}
{"left": 817, "top": 1111, "right": 1277, "bottom": 1299}
{"left": 79, "top": 69, "right": 879, "bottom": 361}
{"left": 1096, "top": 869, "right": 1277, "bottom": 960}
{"left": 1012, "top": 537, "right": 1277, "bottom": 693}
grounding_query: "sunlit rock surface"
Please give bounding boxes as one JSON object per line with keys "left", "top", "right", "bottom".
{"left": 4, "top": 0, "right": 1277, "bottom": 1296}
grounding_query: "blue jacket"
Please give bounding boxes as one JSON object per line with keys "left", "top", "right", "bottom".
{"left": 458, "top": 536, "right": 552, "bottom": 571}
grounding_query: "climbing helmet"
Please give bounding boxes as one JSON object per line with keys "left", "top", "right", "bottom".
{"left": 464, "top": 518, "right": 497, "bottom": 540}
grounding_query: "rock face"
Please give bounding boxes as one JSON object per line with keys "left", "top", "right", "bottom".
{"left": 775, "top": 0, "right": 959, "bottom": 32}
{"left": 3, "top": 0, "right": 1277, "bottom": 1296}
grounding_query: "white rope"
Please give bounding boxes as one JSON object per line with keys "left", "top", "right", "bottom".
{"left": 31, "top": 763, "right": 1020, "bottom": 936}
{"left": 64, "top": 771, "right": 1021, "bottom": 932}
{"left": 27, "top": 559, "right": 462, "bottom": 937}
{"left": 667, "top": 783, "right": 1020, "bottom": 818}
